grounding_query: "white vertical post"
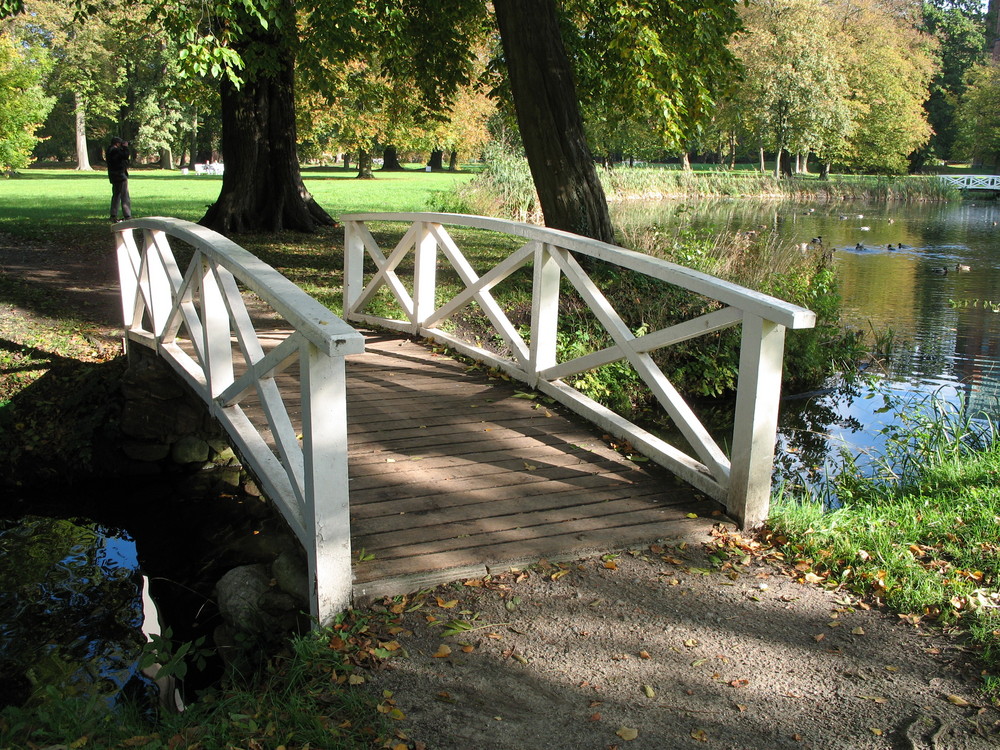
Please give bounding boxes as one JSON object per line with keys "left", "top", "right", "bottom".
{"left": 728, "top": 312, "right": 786, "bottom": 530}
{"left": 300, "top": 342, "right": 353, "bottom": 624}
{"left": 343, "top": 221, "right": 365, "bottom": 317}
{"left": 115, "top": 230, "right": 141, "bottom": 331}
{"left": 412, "top": 222, "right": 437, "bottom": 333}
{"left": 144, "top": 230, "right": 174, "bottom": 338}
{"left": 529, "top": 243, "right": 560, "bottom": 385}
{"left": 200, "top": 260, "right": 234, "bottom": 398}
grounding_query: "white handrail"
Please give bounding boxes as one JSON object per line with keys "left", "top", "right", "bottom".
{"left": 343, "top": 212, "right": 816, "bottom": 528}
{"left": 938, "top": 175, "right": 1000, "bottom": 190}
{"left": 113, "top": 217, "right": 364, "bottom": 625}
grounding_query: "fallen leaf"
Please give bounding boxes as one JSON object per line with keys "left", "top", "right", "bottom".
{"left": 435, "top": 597, "right": 458, "bottom": 609}
{"left": 683, "top": 639, "right": 699, "bottom": 648}
{"left": 432, "top": 644, "right": 452, "bottom": 658}
{"left": 946, "top": 694, "right": 973, "bottom": 707}
{"left": 812, "top": 633, "right": 826, "bottom": 642}
{"left": 685, "top": 513, "right": 699, "bottom": 519}
{"left": 348, "top": 674, "right": 365, "bottom": 685}
{"left": 870, "top": 728, "right": 883, "bottom": 736}
{"left": 589, "top": 712, "right": 602, "bottom": 721}
{"left": 616, "top": 727, "right": 639, "bottom": 741}
{"left": 851, "top": 627, "right": 865, "bottom": 635}
{"left": 523, "top": 462, "right": 538, "bottom": 471}
{"left": 735, "top": 704, "right": 747, "bottom": 712}
{"left": 690, "top": 729, "right": 708, "bottom": 742}
{"left": 638, "top": 650, "right": 651, "bottom": 659}
{"left": 604, "top": 560, "right": 618, "bottom": 570}
{"left": 461, "top": 645, "right": 475, "bottom": 653}
{"left": 643, "top": 685, "right": 655, "bottom": 698}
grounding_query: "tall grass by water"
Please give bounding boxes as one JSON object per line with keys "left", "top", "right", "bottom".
{"left": 432, "top": 151, "right": 962, "bottom": 221}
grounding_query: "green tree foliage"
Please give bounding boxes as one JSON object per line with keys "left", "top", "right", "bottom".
{"left": 564, "top": 0, "right": 743, "bottom": 159}
{"left": 0, "top": 31, "right": 54, "bottom": 171}
{"left": 729, "top": 0, "right": 853, "bottom": 176}
{"left": 920, "top": 0, "right": 988, "bottom": 162}
{"left": 953, "top": 61, "right": 1000, "bottom": 167}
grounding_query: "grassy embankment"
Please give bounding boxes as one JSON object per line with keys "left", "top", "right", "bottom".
{"left": 0, "top": 163, "right": 995, "bottom": 748}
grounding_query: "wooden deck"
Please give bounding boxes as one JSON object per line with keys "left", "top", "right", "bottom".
{"left": 344, "top": 332, "right": 721, "bottom": 600}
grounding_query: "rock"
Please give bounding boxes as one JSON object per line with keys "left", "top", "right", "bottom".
{"left": 170, "top": 436, "right": 210, "bottom": 465}
{"left": 272, "top": 550, "right": 309, "bottom": 605}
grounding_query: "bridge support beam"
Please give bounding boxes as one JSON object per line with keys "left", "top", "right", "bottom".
{"left": 728, "top": 313, "right": 786, "bottom": 530}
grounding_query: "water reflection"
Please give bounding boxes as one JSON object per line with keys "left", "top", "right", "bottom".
{"left": 612, "top": 197, "right": 1000, "bottom": 490}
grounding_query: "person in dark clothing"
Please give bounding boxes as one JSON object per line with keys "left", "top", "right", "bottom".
{"left": 106, "top": 137, "right": 132, "bottom": 222}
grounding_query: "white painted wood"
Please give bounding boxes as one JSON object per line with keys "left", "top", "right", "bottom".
{"left": 341, "top": 212, "right": 816, "bottom": 528}
{"left": 301, "top": 342, "right": 353, "bottom": 624}
{"left": 728, "top": 313, "right": 786, "bottom": 529}
{"left": 413, "top": 223, "right": 437, "bottom": 332}
{"left": 342, "top": 213, "right": 816, "bottom": 330}
{"left": 202, "top": 261, "right": 235, "bottom": 398}
{"left": 938, "top": 175, "right": 1000, "bottom": 190}
{"left": 529, "top": 243, "right": 560, "bottom": 381}
{"left": 112, "top": 218, "right": 363, "bottom": 626}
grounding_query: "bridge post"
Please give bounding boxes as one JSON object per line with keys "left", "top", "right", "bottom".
{"left": 528, "top": 243, "right": 560, "bottom": 381}
{"left": 301, "top": 342, "right": 353, "bottom": 625}
{"left": 728, "top": 313, "right": 786, "bottom": 530}
{"left": 413, "top": 222, "right": 437, "bottom": 331}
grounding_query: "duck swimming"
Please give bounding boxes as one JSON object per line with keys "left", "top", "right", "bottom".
{"left": 930, "top": 267, "right": 948, "bottom": 275}
{"left": 955, "top": 263, "right": 971, "bottom": 272}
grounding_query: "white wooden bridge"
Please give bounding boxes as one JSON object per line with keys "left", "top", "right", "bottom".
{"left": 937, "top": 174, "right": 1000, "bottom": 191}
{"left": 113, "top": 214, "right": 815, "bottom": 625}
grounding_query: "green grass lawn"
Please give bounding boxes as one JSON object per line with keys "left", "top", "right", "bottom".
{"left": 0, "top": 166, "right": 477, "bottom": 245}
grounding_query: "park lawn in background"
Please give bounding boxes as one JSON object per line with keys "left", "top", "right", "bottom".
{"left": 0, "top": 166, "right": 476, "bottom": 245}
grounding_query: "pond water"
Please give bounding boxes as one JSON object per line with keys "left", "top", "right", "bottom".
{"left": 612, "top": 196, "right": 1000, "bottom": 492}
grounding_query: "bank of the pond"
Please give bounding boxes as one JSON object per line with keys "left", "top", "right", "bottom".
{"left": 769, "top": 436, "right": 1000, "bottom": 695}
{"left": 2, "top": 201, "right": 998, "bottom": 748}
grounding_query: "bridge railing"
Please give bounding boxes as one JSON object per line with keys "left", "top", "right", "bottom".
{"left": 113, "top": 217, "right": 365, "bottom": 624}
{"left": 938, "top": 175, "right": 1000, "bottom": 190}
{"left": 343, "top": 212, "right": 816, "bottom": 529}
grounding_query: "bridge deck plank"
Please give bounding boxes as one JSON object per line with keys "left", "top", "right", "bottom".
{"left": 230, "top": 329, "right": 720, "bottom": 600}
{"left": 343, "top": 332, "right": 718, "bottom": 599}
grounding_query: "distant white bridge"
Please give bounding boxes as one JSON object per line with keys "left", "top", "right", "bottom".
{"left": 938, "top": 175, "right": 1000, "bottom": 191}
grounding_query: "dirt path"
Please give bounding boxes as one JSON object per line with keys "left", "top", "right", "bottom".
{"left": 363, "top": 532, "right": 998, "bottom": 749}
{"left": 3, "top": 231, "right": 998, "bottom": 749}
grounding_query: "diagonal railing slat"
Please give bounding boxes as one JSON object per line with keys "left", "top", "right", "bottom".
{"left": 113, "top": 217, "right": 364, "bottom": 625}
{"left": 343, "top": 212, "right": 816, "bottom": 528}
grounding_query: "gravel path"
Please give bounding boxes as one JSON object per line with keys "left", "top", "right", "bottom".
{"left": 362, "top": 527, "right": 999, "bottom": 750}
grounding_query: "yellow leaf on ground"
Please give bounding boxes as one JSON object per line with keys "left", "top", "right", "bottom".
{"left": 603, "top": 560, "right": 618, "bottom": 570}
{"left": 435, "top": 597, "right": 458, "bottom": 609}
{"left": 616, "top": 727, "right": 639, "bottom": 741}
{"left": 691, "top": 729, "right": 708, "bottom": 742}
{"left": 348, "top": 674, "right": 365, "bottom": 685}
{"left": 685, "top": 513, "right": 698, "bottom": 519}
{"left": 946, "top": 694, "right": 973, "bottom": 706}
{"left": 432, "top": 644, "right": 452, "bottom": 658}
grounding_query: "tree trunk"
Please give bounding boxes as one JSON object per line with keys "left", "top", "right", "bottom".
{"left": 74, "top": 92, "right": 92, "bottom": 171}
{"left": 494, "top": 0, "right": 615, "bottom": 244}
{"left": 356, "top": 149, "right": 374, "bottom": 179}
{"left": 448, "top": 150, "right": 459, "bottom": 171}
{"left": 427, "top": 149, "right": 444, "bottom": 170}
{"left": 758, "top": 146, "right": 766, "bottom": 173}
{"left": 343, "top": 153, "right": 351, "bottom": 171}
{"left": 201, "top": 19, "right": 333, "bottom": 234}
{"left": 160, "top": 147, "right": 173, "bottom": 170}
{"left": 381, "top": 145, "right": 404, "bottom": 171}
{"left": 820, "top": 162, "right": 830, "bottom": 180}
{"left": 680, "top": 152, "right": 691, "bottom": 171}
{"left": 188, "top": 106, "right": 199, "bottom": 168}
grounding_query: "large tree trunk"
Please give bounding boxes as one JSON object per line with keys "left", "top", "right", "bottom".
{"left": 494, "top": 0, "right": 615, "bottom": 244}
{"left": 74, "top": 92, "right": 92, "bottom": 171}
{"left": 427, "top": 149, "right": 444, "bottom": 170}
{"left": 160, "top": 147, "right": 173, "bottom": 170}
{"left": 201, "top": 29, "right": 332, "bottom": 233}
{"left": 381, "top": 145, "right": 404, "bottom": 171}
{"left": 356, "top": 149, "right": 374, "bottom": 179}
{"left": 680, "top": 152, "right": 691, "bottom": 171}
{"left": 448, "top": 150, "right": 459, "bottom": 171}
